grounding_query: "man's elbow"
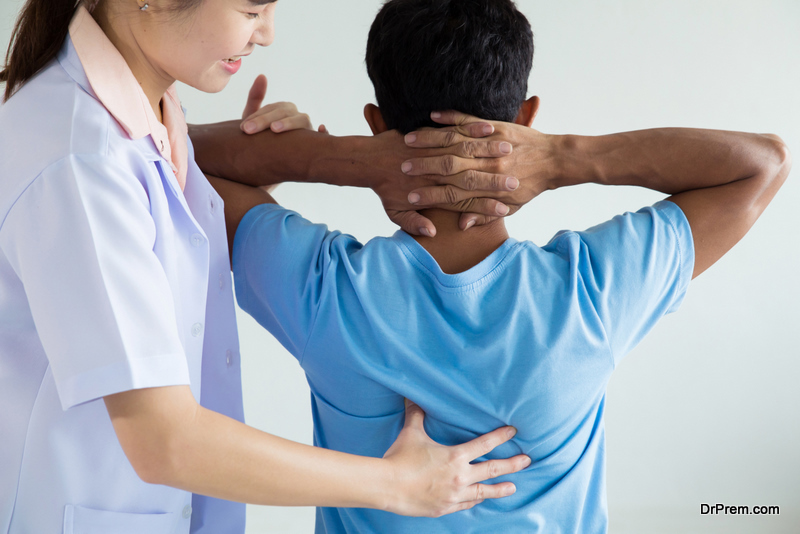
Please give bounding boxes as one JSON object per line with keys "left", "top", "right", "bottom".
{"left": 762, "top": 133, "right": 792, "bottom": 183}
{"left": 745, "top": 134, "right": 792, "bottom": 215}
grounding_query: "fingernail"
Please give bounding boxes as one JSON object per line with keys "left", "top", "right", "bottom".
{"left": 505, "top": 485, "right": 516, "bottom": 496}
{"left": 522, "top": 456, "right": 532, "bottom": 467}
{"left": 272, "top": 121, "right": 284, "bottom": 132}
{"left": 506, "top": 177, "right": 519, "bottom": 190}
{"left": 431, "top": 111, "right": 442, "bottom": 119}
{"left": 500, "top": 142, "right": 513, "bottom": 154}
{"left": 464, "top": 219, "right": 476, "bottom": 231}
{"left": 244, "top": 121, "right": 257, "bottom": 133}
{"left": 401, "top": 161, "right": 413, "bottom": 173}
{"left": 405, "top": 133, "right": 417, "bottom": 144}
{"left": 408, "top": 193, "right": 420, "bottom": 204}
{"left": 497, "top": 204, "right": 510, "bottom": 216}
{"left": 507, "top": 427, "right": 517, "bottom": 438}
{"left": 482, "top": 124, "right": 494, "bottom": 135}
{"left": 419, "top": 227, "right": 432, "bottom": 237}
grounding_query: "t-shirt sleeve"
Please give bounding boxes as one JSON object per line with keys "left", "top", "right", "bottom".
{"left": 0, "top": 155, "right": 190, "bottom": 410}
{"left": 547, "top": 200, "right": 694, "bottom": 367}
{"left": 232, "top": 203, "right": 355, "bottom": 361}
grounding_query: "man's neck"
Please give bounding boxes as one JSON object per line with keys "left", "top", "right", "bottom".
{"left": 411, "top": 209, "right": 510, "bottom": 274}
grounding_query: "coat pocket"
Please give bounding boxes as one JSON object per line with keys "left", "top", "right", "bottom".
{"left": 63, "top": 504, "right": 178, "bottom": 534}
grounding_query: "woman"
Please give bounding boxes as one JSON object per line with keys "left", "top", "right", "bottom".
{"left": 0, "top": 0, "right": 532, "bottom": 532}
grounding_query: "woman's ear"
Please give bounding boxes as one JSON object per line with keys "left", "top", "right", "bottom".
{"left": 363, "top": 103, "right": 389, "bottom": 135}
{"left": 514, "top": 96, "right": 540, "bottom": 127}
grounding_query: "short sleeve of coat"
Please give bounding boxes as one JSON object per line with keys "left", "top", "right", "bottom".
{"left": 0, "top": 155, "right": 190, "bottom": 409}
{"left": 545, "top": 200, "right": 694, "bottom": 367}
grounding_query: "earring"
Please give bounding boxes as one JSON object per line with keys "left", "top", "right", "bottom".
{"left": 139, "top": 2, "right": 149, "bottom": 10}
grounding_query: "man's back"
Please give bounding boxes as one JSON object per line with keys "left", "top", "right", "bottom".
{"left": 233, "top": 199, "right": 693, "bottom": 533}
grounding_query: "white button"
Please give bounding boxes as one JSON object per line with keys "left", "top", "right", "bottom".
{"left": 191, "top": 323, "right": 203, "bottom": 337}
{"left": 219, "top": 273, "right": 225, "bottom": 290}
{"left": 182, "top": 505, "right": 192, "bottom": 519}
{"left": 226, "top": 350, "right": 233, "bottom": 367}
{"left": 191, "top": 233, "right": 204, "bottom": 247}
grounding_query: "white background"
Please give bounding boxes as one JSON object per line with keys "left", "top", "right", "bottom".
{"left": 2, "top": 1, "right": 798, "bottom": 532}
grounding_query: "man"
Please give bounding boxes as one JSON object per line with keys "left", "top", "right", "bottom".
{"left": 203, "top": 0, "right": 790, "bottom": 531}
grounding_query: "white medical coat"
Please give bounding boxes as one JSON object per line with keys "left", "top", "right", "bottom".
{"left": 0, "top": 37, "right": 245, "bottom": 534}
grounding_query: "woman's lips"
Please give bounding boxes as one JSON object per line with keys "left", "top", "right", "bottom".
{"left": 221, "top": 57, "right": 242, "bottom": 74}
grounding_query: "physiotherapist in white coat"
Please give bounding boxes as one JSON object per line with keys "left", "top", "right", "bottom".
{"left": 0, "top": 0, "right": 535, "bottom": 532}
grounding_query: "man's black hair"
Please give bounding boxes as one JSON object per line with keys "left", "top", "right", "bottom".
{"left": 366, "top": 0, "right": 534, "bottom": 134}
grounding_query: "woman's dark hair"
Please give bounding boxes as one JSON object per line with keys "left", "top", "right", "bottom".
{"left": 366, "top": 0, "right": 534, "bottom": 134}
{"left": 1, "top": 0, "right": 202, "bottom": 102}
{"left": 1, "top": 0, "right": 79, "bottom": 102}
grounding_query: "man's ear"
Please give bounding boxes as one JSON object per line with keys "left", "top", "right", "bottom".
{"left": 364, "top": 104, "right": 389, "bottom": 135}
{"left": 514, "top": 96, "right": 540, "bottom": 127}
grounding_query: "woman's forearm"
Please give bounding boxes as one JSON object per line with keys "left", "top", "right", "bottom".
{"left": 105, "top": 385, "right": 528, "bottom": 517}
{"left": 173, "top": 403, "right": 391, "bottom": 509}
{"left": 107, "top": 385, "right": 394, "bottom": 508}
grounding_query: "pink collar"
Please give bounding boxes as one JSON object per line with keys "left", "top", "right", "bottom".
{"left": 69, "top": 6, "right": 188, "bottom": 190}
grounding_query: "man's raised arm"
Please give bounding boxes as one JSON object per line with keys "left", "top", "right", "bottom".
{"left": 188, "top": 120, "right": 522, "bottom": 237}
{"left": 403, "top": 115, "right": 791, "bottom": 278}
{"left": 559, "top": 129, "right": 791, "bottom": 277}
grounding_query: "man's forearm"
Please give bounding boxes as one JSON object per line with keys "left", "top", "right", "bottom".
{"left": 553, "top": 128, "right": 784, "bottom": 193}
{"left": 189, "top": 122, "right": 377, "bottom": 188}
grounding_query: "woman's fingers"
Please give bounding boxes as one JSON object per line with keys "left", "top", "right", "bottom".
{"left": 402, "top": 399, "right": 426, "bottom": 430}
{"left": 381, "top": 413, "right": 526, "bottom": 517}
{"left": 242, "top": 101, "right": 288, "bottom": 122}
{"left": 241, "top": 104, "right": 288, "bottom": 134}
{"left": 461, "top": 426, "right": 518, "bottom": 461}
{"left": 436, "top": 499, "right": 483, "bottom": 517}
{"left": 467, "top": 482, "right": 517, "bottom": 502}
{"left": 270, "top": 113, "right": 312, "bottom": 133}
{"left": 241, "top": 75, "right": 268, "bottom": 120}
{"left": 242, "top": 107, "right": 311, "bottom": 134}
{"left": 471, "top": 456, "right": 531, "bottom": 485}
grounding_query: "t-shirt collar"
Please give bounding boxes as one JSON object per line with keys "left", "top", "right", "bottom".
{"left": 391, "top": 230, "right": 519, "bottom": 288}
{"left": 68, "top": 5, "right": 188, "bottom": 190}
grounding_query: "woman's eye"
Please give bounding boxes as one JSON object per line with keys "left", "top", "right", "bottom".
{"left": 246, "top": 12, "right": 260, "bottom": 19}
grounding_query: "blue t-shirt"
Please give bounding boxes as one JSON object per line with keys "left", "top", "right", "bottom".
{"left": 233, "top": 200, "right": 693, "bottom": 533}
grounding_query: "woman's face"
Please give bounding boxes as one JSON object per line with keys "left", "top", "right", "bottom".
{"left": 134, "top": 0, "right": 276, "bottom": 93}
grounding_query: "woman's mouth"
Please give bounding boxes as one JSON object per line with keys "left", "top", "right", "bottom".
{"left": 221, "top": 56, "right": 242, "bottom": 74}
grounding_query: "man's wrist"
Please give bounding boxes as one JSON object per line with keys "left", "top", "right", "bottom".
{"left": 306, "top": 134, "right": 379, "bottom": 190}
{"left": 540, "top": 134, "right": 590, "bottom": 190}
